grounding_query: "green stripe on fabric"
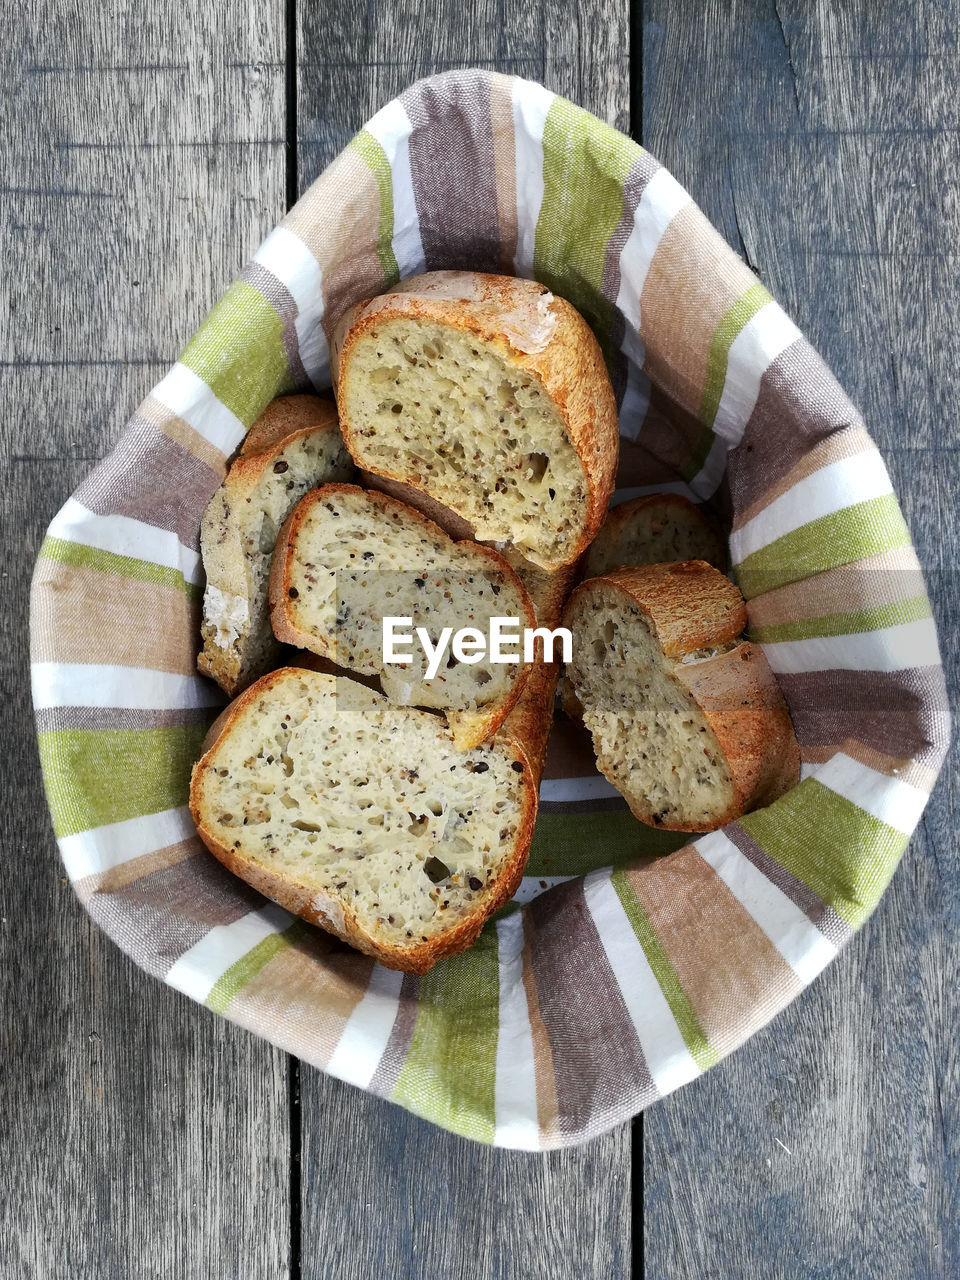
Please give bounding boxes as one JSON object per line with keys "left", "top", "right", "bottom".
{"left": 349, "top": 130, "right": 400, "bottom": 286}
{"left": 526, "top": 810, "right": 687, "bottom": 877}
{"left": 205, "top": 921, "right": 307, "bottom": 1014}
{"left": 392, "top": 925, "right": 499, "bottom": 1143}
{"left": 735, "top": 494, "right": 912, "bottom": 599}
{"left": 37, "top": 724, "right": 209, "bottom": 838}
{"left": 749, "top": 594, "right": 932, "bottom": 646}
{"left": 39, "top": 535, "right": 201, "bottom": 599}
{"left": 740, "top": 780, "right": 908, "bottom": 929}
{"left": 611, "top": 869, "right": 719, "bottom": 1070}
{"left": 534, "top": 98, "right": 638, "bottom": 365}
{"left": 698, "top": 281, "right": 771, "bottom": 429}
{"left": 179, "top": 280, "right": 294, "bottom": 428}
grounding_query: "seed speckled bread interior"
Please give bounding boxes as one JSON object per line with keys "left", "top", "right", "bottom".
{"left": 562, "top": 561, "right": 799, "bottom": 832}
{"left": 189, "top": 669, "right": 539, "bottom": 973}
{"left": 268, "top": 484, "right": 535, "bottom": 750}
{"left": 198, "top": 395, "right": 353, "bottom": 696}
{"left": 332, "top": 270, "right": 620, "bottom": 570}
{"left": 584, "top": 493, "right": 727, "bottom": 578}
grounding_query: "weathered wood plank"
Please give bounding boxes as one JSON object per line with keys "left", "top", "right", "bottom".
{"left": 641, "top": 2, "right": 959, "bottom": 1276}
{"left": 0, "top": 6, "right": 293, "bottom": 1276}
{"left": 295, "top": 4, "right": 633, "bottom": 1277}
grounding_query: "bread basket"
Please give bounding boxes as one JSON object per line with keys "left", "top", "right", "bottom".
{"left": 30, "top": 70, "right": 949, "bottom": 1148}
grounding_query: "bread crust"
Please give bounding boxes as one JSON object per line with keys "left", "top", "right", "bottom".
{"left": 268, "top": 483, "right": 537, "bottom": 749}
{"left": 332, "top": 271, "right": 620, "bottom": 570}
{"left": 562, "top": 561, "right": 798, "bottom": 831}
{"left": 189, "top": 668, "right": 540, "bottom": 973}
{"left": 584, "top": 492, "right": 728, "bottom": 579}
{"left": 198, "top": 395, "right": 348, "bottom": 696}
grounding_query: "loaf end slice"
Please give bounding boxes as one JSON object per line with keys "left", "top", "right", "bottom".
{"left": 562, "top": 562, "right": 798, "bottom": 831}
{"left": 584, "top": 493, "right": 727, "bottom": 579}
{"left": 189, "top": 669, "right": 538, "bottom": 972}
{"left": 198, "top": 395, "right": 353, "bottom": 696}
{"left": 332, "top": 270, "right": 619, "bottom": 570}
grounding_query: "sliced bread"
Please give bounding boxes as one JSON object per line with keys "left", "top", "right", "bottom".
{"left": 269, "top": 484, "right": 536, "bottom": 750}
{"left": 561, "top": 561, "right": 798, "bottom": 831}
{"left": 189, "top": 669, "right": 540, "bottom": 973}
{"left": 198, "top": 395, "right": 353, "bottom": 696}
{"left": 584, "top": 493, "right": 727, "bottom": 578}
{"left": 331, "top": 270, "right": 620, "bottom": 570}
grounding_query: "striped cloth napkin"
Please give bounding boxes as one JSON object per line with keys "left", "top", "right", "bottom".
{"left": 30, "top": 69, "right": 949, "bottom": 1149}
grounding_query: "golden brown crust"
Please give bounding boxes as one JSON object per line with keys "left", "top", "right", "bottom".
{"left": 189, "top": 668, "right": 540, "bottom": 974}
{"left": 240, "top": 394, "right": 340, "bottom": 459}
{"left": 570, "top": 560, "right": 747, "bottom": 659}
{"left": 332, "top": 271, "right": 620, "bottom": 570}
{"left": 584, "top": 492, "right": 728, "bottom": 579}
{"left": 268, "top": 483, "right": 536, "bottom": 747}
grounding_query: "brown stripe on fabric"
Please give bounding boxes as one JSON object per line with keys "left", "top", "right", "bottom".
{"left": 73, "top": 836, "right": 204, "bottom": 902}
{"left": 138, "top": 395, "right": 229, "bottom": 479}
{"left": 625, "top": 847, "right": 804, "bottom": 1056}
{"left": 539, "top": 797, "right": 629, "bottom": 817}
{"left": 402, "top": 71, "right": 502, "bottom": 273}
{"left": 800, "top": 741, "right": 940, "bottom": 793}
{"left": 231, "top": 932, "right": 373, "bottom": 1069}
{"left": 242, "top": 261, "right": 310, "bottom": 390}
{"left": 601, "top": 154, "right": 662, "bottom": 407}
{"left": 542, "top": 719, "right": 604, "bottom": 781}
{"left": 519, "top": 917, "right": 561, "bottom": 1144}
{"left": 526, "top": 878, "right": 658, "bottom": 1139}
{"left": 487, "top": 72, "right": 518, "bottom": 272}
{"left": 74, "top": 415, "right": 222, "bottom": 550}
{"left": 284, "top": 147, "right": 387, "bottom": 342}
{"left": 84, "top": 853, "right": 263, "bottom": 980}
{"left": 640, "top": 202, "right": 758, "bottom": 419}
{"left": 630, "top": 384, "right": 712, "bottom": 480}
{"left": 778, "top": 666, "right": 950, "bottom": 772}
{"left": 615, "top": 436, "right": 691, "bottom": 491}
{"left": 726, "top": 338, "right": 863, "bottom": 516}
{"left": 30, "top": 561, "right": 200, "bottom": 672}
{"left": 370, "top": 972, "right": 422, "bottom": 1097}
{"left": 723, "top": 825, "right": 851, "bottom": 947}
{"left": 732, "top": 423, "right": 876, "bottom": 534}
{"left": 35, "top": 705, "right": 217, "bottom": 734}
{"left": 747, "top": 547, "right": 925, "bottom": 630}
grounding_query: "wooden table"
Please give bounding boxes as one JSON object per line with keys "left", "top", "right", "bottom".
{"left": 3, "top": 1, "right": 957, "bottom": 1275}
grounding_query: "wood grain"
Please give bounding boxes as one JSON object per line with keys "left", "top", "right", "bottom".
{"left": 0, "top": 5, "right": 293, "bottom": 1277}
{"left": 641, "top": 3, "right": 959, "bottom": 1276}
{"left": 295, "top": 3, "right": 634, "bottom": 1278}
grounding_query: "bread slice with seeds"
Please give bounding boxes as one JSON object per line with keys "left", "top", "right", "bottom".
{"left": 189, "top": 669, "right": 540, "bottom": 973}
{"left": 331, "top": 270, "right": 620, "bottom": 570}
{"left": 561, "top": 561, "right": 798, "bottom": 832}
{"left": 269, "top": 484, "right": 536, "bottom": 750}
{"left": 198, "top": 395, "right": 353, "bottom": 696}
{"left": 584, "top": 493, "right": 727, "bottom": 578}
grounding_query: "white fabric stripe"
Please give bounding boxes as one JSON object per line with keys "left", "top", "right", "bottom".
{"left": 511, "top": 875, "right": 576, "bottom": 906}
{"left": 511, "top": 81, "right": 555, "bottom": 277}
{"left": 711, "top": 303, "right": 802, "bottom": 446}
{"left": 365, "top": 99, "right": 426, "bottom": 279}
{"left": 254, "top": 226, "right": 329, "bottom": 387}
{"left": 811, "top": 752, "right": 931, "bottom": 835}
{"left": 688, "top": 434, "right": 729, "bottom": 501}
{"left": 615, "top": 167, "right": 690, "bottom": 315}
{"left": 761, "top": 616, "right": 941, "bottom": 675}
{"left": 617, "top": 361, "right": 650, "bottom": 441}
{"left": 583, "top": 870, "right": 701, "bottom": 1095}
{"left": 46, "top": 497, "right": 202, "bottom": 585}
{"left": 540, "top": 775, "right": 622, "bottom": 802}
{"left": 325, "top": 964, "right": 405, "bottom": 1089}
{"left": 731, "top": 450, "right": 893, "bottom": 564}
{"left": 164, "top": 903, "right": 293, "bottom": 1003}
{"left": 58, "top": 805, "right": 196, "bottom": 882}
{"left": 612, "top": 481, "right": 702, "bottom": 505}
{"left": 494, "top": 913, "right": 541, "bottom": 1148}
{"left": 152, "top": 362, "right": 246, "bottom": 457}
{"left": 32, "top": 663, "right": 222, "bottom": 711}
{"left": 695, "top": 831, "right": 837, "bottom": 984}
